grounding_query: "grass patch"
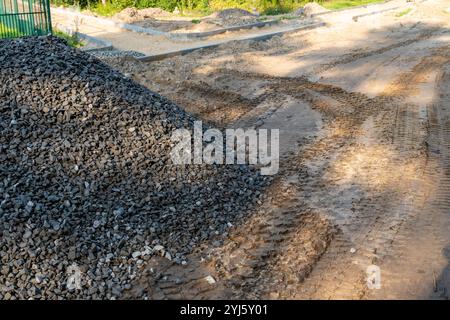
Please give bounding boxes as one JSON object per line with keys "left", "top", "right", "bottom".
{"left": 1, "top": 24, "right": 83, "bottom": 47}
{"left": 191, "top": 19, "right": 201, "bottom": 24}
{"left": 90, "top": 3, "right": 123, "bottom": 17}
{"left": 0, "top": 23, "right": 25, "bottom": 38}
{"left": 261, "top": 6, "right": 293, "bottom": 16}
{"left": 395, "top": 8, "right": 412, "bottom": 17}
{"left": 54, "top": 30, "right": 85, "bottom": 48}
{"left": 322, "top": 0, "right": 384, "bottom": 10}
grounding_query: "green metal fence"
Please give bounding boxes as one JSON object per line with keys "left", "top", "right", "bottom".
{"left": 0, "top": 0, "right": 52, "bottom": 38}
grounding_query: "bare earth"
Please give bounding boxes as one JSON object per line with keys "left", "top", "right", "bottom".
{"left": 52, "top": 0, "right": 410, "bottom": 55}
{"left": 101, "top": 0, "right": 450, "bottom": 299}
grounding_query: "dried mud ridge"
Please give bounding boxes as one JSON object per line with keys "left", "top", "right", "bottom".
{"left": 124, "top": 44, "right": 450, "bottom": 299}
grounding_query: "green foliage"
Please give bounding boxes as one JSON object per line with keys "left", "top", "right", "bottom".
{"left": 208, "top": 0, "right": 305, "bottom": 14}
{"left": 321, "top": 0, "right": 382, "bottom": 10}
{"left": 91, "top": 1, "right": 124, "bottom": 15}
{"left": 0, "top": 23, "right": 24, "bottom": 38}
{"left": 54, "top": 30, "right": 85, "bottom": 47}
{"left": 261, "top": 5, "right": 291, "bottom": 15}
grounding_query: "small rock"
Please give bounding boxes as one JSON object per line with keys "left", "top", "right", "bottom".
{"left": 204, "top": 275, "right": 216, "bottom": 285}
{"left": 93, "top": 220, "right": 101, "bottom": 229}
{"left": 49, "top": 220, "right": 60, "bottom": 231}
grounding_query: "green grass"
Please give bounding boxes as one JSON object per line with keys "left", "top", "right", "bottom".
{"left": 322, "top": 0, "right": 384, "bottom": 10}
{"left": 191, "top": 19, "right": 201, "bottom": 24}
{"left": 0, "top": 23, "right": 25, "bottom": 38}
{"left": 395, "top": 8, "right": 412, "bottom": 17}
{"left": 261, "top": 6, "right": 293, "bottom": 16}
{"left": 54, "top": 30, "right": 85, "bottom": 47}
{"left": 1, "top": 25, "right": 83, "bottom": 47}
{"left": 90, "top": 3, "right": 124, "bottom": 17}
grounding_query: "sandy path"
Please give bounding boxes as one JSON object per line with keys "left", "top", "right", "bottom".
{"left": 101, "top": 0, "right": 450, "bottom": 299}
{"left": 52, "top": 0, "right": 416, "bottom": 56}
{"left": 51, "top": 7, "right": 315, "bottom": 55}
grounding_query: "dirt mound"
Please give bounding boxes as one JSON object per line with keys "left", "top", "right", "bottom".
{"left": 295, "top": 2, "right": 329, "bottom": 17}
{"left": 207, "top": 8, "right": 259, "bottom": 27}
{"left": 210, "top": 8, "right": 256, "bottom": 19}
{"left": 113, "top": 7, "right": 170, "bottom": 23}
{"left": 0, "top": 36, "right": 269, "bottom": 299}
{"left": 113, "top": 7, "right": 142, "bottom": 22}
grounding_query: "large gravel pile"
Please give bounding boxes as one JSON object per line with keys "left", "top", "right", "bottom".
{"left": 0, "top": 36, "right": 269, "bottom": 299}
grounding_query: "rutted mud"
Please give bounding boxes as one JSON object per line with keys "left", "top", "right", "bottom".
{"left": 296, "top": 47, "right": 450, "bottom": 299}
{"left": 105, "top": 1, "right": 450, "bottom": 299}
{"left": 120, "top": 60, "right": 449, "bottom": 298}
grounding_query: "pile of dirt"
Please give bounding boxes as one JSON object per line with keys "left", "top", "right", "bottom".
{"left": 113, "top": 7, "right": 171, "bottom": 23}
{"left": 0, "top": 36, "right": 269, "bottom": 299}
{"left": 113, "top": 7, "right": 141, "bottom": 23}
{"left": 207, "top": 8, "right": 259, "bottom": 27}
{"left": 295, "top": 2, "right": 330, "bottom": 17}
{"left": 115, "top": 8, "right": 260, "bottom": 31}
{"left": 113, "top": 7, "right": 192, "bottom": 32}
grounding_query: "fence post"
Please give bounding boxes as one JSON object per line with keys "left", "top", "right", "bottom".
{"left": 45, "top": 0, "right": 51, "bottom": 34}
{"left": 28, "top": 0, "right": 35, "bottom": 34}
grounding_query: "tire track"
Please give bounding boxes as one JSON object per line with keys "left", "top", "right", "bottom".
{"left": 367, "top": 55, "right": 450, "bottom": 299}
{"left": 293, "top": 47, "right": 450, "bottom": 299}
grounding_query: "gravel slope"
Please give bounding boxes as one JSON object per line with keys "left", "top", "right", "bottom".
{"left": 0, "top": 36, "right": 269, "bottom": 299}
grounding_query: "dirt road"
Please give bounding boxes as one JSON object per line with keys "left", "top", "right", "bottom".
{"left": 101, "top": 0, "right": 450, "bottom": 299}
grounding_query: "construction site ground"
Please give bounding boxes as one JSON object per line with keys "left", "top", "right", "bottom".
{"left": 92, "top": 0, "right": 450, "bottom": 299}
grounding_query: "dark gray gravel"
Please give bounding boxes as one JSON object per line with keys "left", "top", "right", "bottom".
{"left": 0, "top": 36, "right": 269, "bottom": 299}
{"left": 89, "top": 49, "right": 145, "bottom": 59}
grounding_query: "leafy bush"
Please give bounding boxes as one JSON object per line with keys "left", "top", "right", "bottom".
{"left": 54, "top": 30, "right": 85, "bottom": 47}
{"left": 208, "top": 0, "right": 305, "bottom": 13}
